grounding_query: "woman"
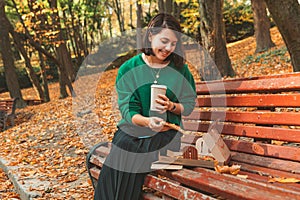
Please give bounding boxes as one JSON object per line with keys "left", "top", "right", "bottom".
{"left": 94, "top": 13, "right": 196, "bottom": 200}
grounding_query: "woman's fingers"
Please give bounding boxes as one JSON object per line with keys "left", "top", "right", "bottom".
{"left": 148, "top": 117, "right": 165, "bottom": 131}
{"left": 156, "top": 94, "right": 173, "bottom": 112}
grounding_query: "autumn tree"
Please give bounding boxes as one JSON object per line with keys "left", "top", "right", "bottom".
{"left": 0, "top": 0, "right": 24, "bottom": 106}
{"left": 107, "top": 0, "right": 126, "bottom": 33}
{"left": 48, "top": 0, "right": 75, "bottom": 98}
{"left": 158, "top": 0, "right": 181, "bottom": 17}
{"left": 264, "top": 0, "right": 300, "bottom": 72}
{"left": 8, "top": 21, "right": 46, "bottom": 102}
{"left": 11, "top": 0, "right": 74, "bottom": 99}
{"left": 198, "top": 0, "right": 235, "bottom": 80}
{"left": 251, "top": 0, "right": 275, "bottom": 53}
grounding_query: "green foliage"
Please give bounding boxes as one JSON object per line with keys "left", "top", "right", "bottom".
{"left": 0, "top": 63, "right": 59, "bottom": 91}
{"left": 223, "top": 0, "right": 254, "bottom": 42}
{"left": 177, "top": 0, "right": 200, "bottom": 41}
{"left": 242, "top": 47, "right": 290, "bottom": 65}
{"left": 176, "top": 0, "right": 255, "bottom": 43}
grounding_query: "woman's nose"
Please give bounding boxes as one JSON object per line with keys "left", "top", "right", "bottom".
{"left": 165, "top": 43, "right": 172, "bottom": 51}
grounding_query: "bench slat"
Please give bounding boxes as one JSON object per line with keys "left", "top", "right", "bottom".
{"left": 90, "top": 164, "right": 216, "bottom": 200}
{"left": 182, "top": 121, "right": 300, "bottom": 143}
{"left": 196, "top": 75, "right": 300, "bottom": 94}
{"left": 196, "top": 72, "right": 300, "bottom": 85}
{"left": 90, "top": 167, "right": 100, "bottom": 180}
{"left": 180, "top": 128, "right": 300, "bottom": 161}
{"left": 196, "top": 93, "right": 300, "bottom": 107}
{"left": 239, "top": 171, "right": 300, "bottom": 194}
{"left": 142, "top": 193, "right": 167, "bottom": 200}
{"left": 185, "top": 110, "right": 300, "bottom": 126}
{"left": 192, "top": 167, "right": 300, "bottom": 199}
{"left": 158, "top": 168, "right": 300, "bottom": 200}
{"left": 231, "top": 152, "right": 300, "bottom": 174}
{"left": 95, "top": 146, "right": 110, "bottom": 157}
{"left": 90, "top": 155, "right": 105, "bottom": 168}
{"left": 225, "top": 140, "right": 300, "bottom": 161}
{"left": 237, "top": 162, "right": 300, "bottom": 180}
{"left": 144, "top": 174, "right": 217, "bottom": 200}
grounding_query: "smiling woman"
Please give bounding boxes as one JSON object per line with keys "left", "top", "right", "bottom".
{"left": 93, "top": 13, "right": 197, "bottom": 200}
{"left": 146, "top": 28, "right": 178, "bottom": 64}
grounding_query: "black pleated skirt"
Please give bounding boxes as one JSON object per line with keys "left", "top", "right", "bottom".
{"left": 94, "top": 126, "right": 181, "bottom": 200}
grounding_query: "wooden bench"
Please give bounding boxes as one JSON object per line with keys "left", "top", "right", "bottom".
{"left": 87, "top": 72, "right": 300, "bottom": 200}
{"left": 0, "top": 98, "right": 19, "bottom": 131}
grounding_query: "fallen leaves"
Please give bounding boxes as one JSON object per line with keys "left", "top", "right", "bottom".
{"left": 0, "top": 97, "right": 96, "bottom": 199}
{"left": 0, "top": 168, "right": 20, "bottom": 199}
{"left": 268, "top": 177, "right": 300, "bottom": 183}
{"left": 227, "top": 27, "right": 293, "bottom": 78}
{"left": 214, "top": 164, "right": 241, "bottom": 175}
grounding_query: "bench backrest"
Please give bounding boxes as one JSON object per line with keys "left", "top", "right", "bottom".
{"left": 0, "top": 98, "right": 18, "bottom": 115}
{"left": 182, "top": 72, "right": 300, "bottom": 165}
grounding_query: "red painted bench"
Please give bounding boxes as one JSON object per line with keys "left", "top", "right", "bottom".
{"left": 87, "top": 72, "right": 300, "bottom": 199}
{"left": 0, "top": 98, "right": 18, "bottom": 131}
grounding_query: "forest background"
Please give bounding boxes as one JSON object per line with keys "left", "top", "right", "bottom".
{"left": 1, "top": 0, "right": 300, "bottom": 199}
{"left": 1, "top": 0, "right": 300, "bottom": 105}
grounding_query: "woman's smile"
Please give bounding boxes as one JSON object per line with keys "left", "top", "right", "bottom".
{"left": 150, "top": 28, "right": 178, "bottom": 63}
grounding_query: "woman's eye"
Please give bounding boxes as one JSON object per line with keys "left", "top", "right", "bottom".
{"left": 161, "top": 40, "right": 168, "bottom": 44}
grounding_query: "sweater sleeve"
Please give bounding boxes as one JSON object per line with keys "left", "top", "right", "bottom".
{"left": 179, "top": 64, "right": 196, "bottom": 116}
{"left": 115, "top": 61, "right": 142, "bottom": 124}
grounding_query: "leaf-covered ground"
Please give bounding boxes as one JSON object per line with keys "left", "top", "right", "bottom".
{"left": 0, "top": 27, "right": 293, "bottom": 199}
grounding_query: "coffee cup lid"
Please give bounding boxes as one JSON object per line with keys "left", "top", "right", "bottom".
{"left": 151, "top": 84, "right": 167, "bottom": 89}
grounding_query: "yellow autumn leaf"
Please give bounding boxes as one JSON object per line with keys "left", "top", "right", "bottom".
{"left": 214, "top": 164, "right": 241, "bottom": 175}
{"left": 268, "top": 177, "right": 300, "bottom": 183}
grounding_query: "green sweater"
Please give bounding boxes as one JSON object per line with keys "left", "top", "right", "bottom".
{"left": 116, "top": 53, "right": 196, "bottom": 129}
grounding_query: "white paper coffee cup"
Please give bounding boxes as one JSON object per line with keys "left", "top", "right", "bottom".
{"left": 150, "top": 84, "right": 167, "bottom": 111}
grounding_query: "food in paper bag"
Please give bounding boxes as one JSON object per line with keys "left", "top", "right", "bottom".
{"left": 196, "top": 138, "right": 211, "bottom": 156}
{"left": 202, "top": 122, "right": 231, "bottom": 164}
{"left": 164, "top": 121, "right": 231, "bottom": 164}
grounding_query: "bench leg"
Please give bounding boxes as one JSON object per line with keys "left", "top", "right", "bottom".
{"left": 86, "top": 141, "right": 109, "bottom": 189}
{"left": 7, "top": 115, "right": 14, "bottom": 128}
{"left": 2, "top": 116, "right": 7, "bottom": 131}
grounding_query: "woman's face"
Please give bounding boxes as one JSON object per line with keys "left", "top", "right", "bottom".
{"left": 149, "top": 28, "right": 178, "bottom": 62}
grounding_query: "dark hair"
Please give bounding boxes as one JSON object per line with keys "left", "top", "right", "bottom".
{"left": 141, "top": 13, "right": 185, "bottom": 69}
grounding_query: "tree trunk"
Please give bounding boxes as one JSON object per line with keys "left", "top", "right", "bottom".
{"left": 0, "top": 0, "right": 24, "bottom": 106}
{"left": 114, "top": 0, "right": 125, "bottom": 33}
{"left": 251, "top": 0, "right": 275, "bottom": 53}
{"left": 158, "top": 0, "right": 165, "bottom": 13}
{"left": 198, "top": 0, "right": 235, "bottom": 80}
{"left": 129, "top": 0, "right": 133, "bottom": 29}
{"left": 38, "top": 51, "right": 50, "bottom": 102}
{"left": 173, "top": 2, "right": 181, "bottom": 19}
{"left": 6, "top": 17, "right": 45, "bottom": 101}
{"left": 165, "top": 0, "right": 173, "bottom": 14}
{"left": 63, "top": 6, "right": 81, "bottom": 69}
{"left": 136, "top": 1, "right": 143, "bottom": 52}
{"left": 49, "top": 0, "right": 75, "bottom": 98}
{"left": 264, "top": 0, "right": 300, "bottom": 72}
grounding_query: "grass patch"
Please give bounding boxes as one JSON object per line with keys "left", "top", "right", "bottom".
{"left": 242, "top": 47, "right": 290, "bottom": 65}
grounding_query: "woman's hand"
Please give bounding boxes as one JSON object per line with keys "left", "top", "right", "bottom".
{"left": 132, "top": 115, "right": 170, "bottom": 132}
{"left": 148, "top": 117, "right": 165, "bottom": 132}
{"left": 155, "top": 94, "right": 174, "bottom": 113}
